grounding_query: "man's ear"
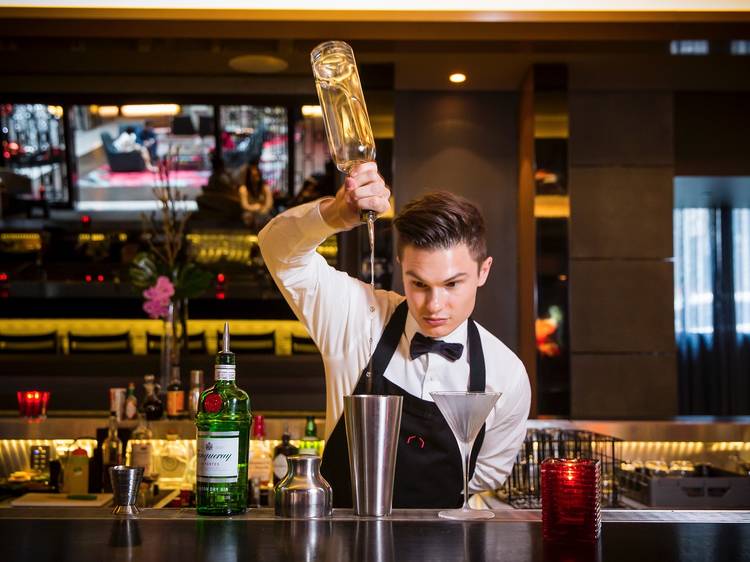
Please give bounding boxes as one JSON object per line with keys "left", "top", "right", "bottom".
{"left": 477, "top": 256, "right": 493, "bottom": 287}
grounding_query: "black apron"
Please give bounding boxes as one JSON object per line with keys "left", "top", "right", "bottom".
{"left": 321, "top": 301, "right": 487, "bottom": 509}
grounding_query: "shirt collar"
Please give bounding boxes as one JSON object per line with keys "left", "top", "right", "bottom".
{"left": 404, "top": 307, "right": 469, "bottom": 346}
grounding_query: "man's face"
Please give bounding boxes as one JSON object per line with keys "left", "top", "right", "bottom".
{"left": 400, "top": 243, "right": 492, "bottom": 338}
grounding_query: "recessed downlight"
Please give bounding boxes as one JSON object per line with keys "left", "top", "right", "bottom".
{"left": 229, "top": 54, "right": 288, "bottom": 74}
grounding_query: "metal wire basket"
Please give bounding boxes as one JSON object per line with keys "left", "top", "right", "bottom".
{"left": 499, "top": 428, "right": 622, "bottom": 508}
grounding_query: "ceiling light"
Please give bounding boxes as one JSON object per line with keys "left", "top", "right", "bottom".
{"left": 228, "top": 54, "right": 288, "bottom": 74}
{"left": 449, "top": 73, "right": 467, "bottom": 84}
{"left": 121, "top": 104, "right": 180, "bottom": 117}
{"left": 97, "top": 106, "right": 119, "bottom": 118}
{"left": 301, "top": 105, "right": 323, "bottom": 117}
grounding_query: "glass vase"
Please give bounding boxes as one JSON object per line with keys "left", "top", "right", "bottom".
{"left": 160, "top": 300, "right": 185, "bottom": 392}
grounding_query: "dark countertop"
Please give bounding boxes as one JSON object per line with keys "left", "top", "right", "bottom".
{"left": 1, "top": 508, "right": 748, "bottom": 562}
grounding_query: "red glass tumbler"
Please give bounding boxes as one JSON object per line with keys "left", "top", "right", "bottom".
{"left": 541, "top": 458, "right": 601, "bottom": 543}
{"left": 17, "top": 390, "right": 50, "bottom": 419}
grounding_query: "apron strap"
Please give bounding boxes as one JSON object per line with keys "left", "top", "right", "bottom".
{"left": 370, "top": 300, "right": 409, "bottom": 387}
{"left": 467, "top": 318, "right": 486, "bottom": 392}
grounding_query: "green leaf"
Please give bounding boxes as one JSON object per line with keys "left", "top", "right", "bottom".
{"left": 129, "top": 252, "right": 160, "bottom": 290}
{"left": 174, "top": 263, "right": 213, "bottom": 299}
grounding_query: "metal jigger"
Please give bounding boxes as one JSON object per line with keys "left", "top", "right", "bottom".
{"left": 109, "top": 465, "right": 144, "bottom": 516}
{"left": 344, "top": 395, "right": 403, "bottom": 517}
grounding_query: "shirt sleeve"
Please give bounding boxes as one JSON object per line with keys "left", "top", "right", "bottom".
{"left": 257, "top": 198, "right": 377, "bottom": 362}
{"left": 468, "top": 358, "right": 531, "bottom": 493}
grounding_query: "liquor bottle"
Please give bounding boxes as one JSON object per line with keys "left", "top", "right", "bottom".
{"left": 247, "top": 415, "right": 272, "bottom": 507}
{"left": 188, "top": 369, "right": 204, "bottom": 418}
{"left": 299, "top": 416, "right": 319, "bottom": 456}
{"left": 196, "top": 323, "right": 251, "bottom": 515}
{"left": 166, "top": 366, "right": 185, "bottom": 419}
{"left": 124, "top": 382, "right": 138, "bottom": 420}
{"left": 272, "top": 427, "right": 299, "bottom": 485}
{"left": 143, "top": 374, "right": 164, "bottom": 421}
{"left": 158, "top": 433, "right": 189, "bottom": 488}
{"left": 101, "top": 411, "right": 122, "bottom": 492}
{"left": 129, "top": 411, "right": 153, "bottom": 475}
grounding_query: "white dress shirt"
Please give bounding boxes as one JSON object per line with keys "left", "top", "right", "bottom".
{"left": 258, "top": 199, "right": 531, "bottom": 493}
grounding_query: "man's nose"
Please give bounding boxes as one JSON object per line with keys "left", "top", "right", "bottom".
{"left": 426, "top": 290, "right": 442, "bottom": 312}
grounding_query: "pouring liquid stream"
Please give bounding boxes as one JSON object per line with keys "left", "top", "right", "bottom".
{"left": 339, "top": 160, "right": 377, "bottom": 394}
{"left": 365, "top": 211, "right": 376, "bottom": 394}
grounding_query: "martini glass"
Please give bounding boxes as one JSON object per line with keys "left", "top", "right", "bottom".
{"left": 430, "top": 391, "right": 502, "bottom": 520}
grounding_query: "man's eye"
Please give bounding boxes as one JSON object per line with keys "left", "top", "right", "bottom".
{"left": 446, "top": 281, "right": 457, "bottom": 288}
{"left": 413, "top": 281, "right": 426, "bottom": 289}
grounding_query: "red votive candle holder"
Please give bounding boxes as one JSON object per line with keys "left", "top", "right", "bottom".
{"left": 541, "top": 458, "right": 601, "bottom": 543}
{"left": 17, "top": 390, "right": 50, "bottom": 419}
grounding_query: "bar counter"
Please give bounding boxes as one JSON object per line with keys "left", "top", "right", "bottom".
{"left": 1, "top": 508, "right": 748, "bottom": 561}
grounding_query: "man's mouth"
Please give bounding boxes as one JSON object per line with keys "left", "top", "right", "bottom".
{"left": 423, "top": 317, "right": 448, "bottom": 327}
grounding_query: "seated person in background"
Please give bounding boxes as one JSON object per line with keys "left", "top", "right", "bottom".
{"left": 288, "top": 176, "right": 323, "bottom": 207}
{"left": 113, "top": 126, "right": 157, "bottom": 172}
{"left": 138, "top": 121, "right": 158, "bottom": 161}
{"left": 194, "top": 156, "right": 244, "bottom": 224}
{"left": 238, "top": 162, "right": 274, "bottom": 230}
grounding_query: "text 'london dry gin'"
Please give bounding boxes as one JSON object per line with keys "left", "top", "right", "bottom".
{"left": 196, "top": 323, "right": 251, "bottom": 515}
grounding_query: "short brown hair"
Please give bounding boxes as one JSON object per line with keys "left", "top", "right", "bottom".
{"left": 393, "top": 191, "right": 487, "bottom": 264}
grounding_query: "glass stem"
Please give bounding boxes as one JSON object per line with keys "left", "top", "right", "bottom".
{"left": 462, "top": 440, "right": 472, "bottom": 510}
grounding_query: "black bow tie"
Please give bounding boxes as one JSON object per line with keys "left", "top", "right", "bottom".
{"left": 409, "top": 332, "right": 464, "bottom": 362}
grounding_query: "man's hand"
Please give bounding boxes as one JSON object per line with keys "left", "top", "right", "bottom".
{"left": 320, "top": 162, "right": 391, "bottom": 231}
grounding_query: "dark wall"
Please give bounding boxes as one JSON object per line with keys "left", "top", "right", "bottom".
{"left": 568, "top": 87, "right": 677, "bottom": 419}
{"left": 675, "top": 92, "right": 750, "bottom": 176}
{"left": 393, "top": 91, "right": 520, "bottom": 351}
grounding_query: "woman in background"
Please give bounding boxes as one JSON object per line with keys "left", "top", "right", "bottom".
{"left": 238, "top": 162, "right": 274, "bottom": 229}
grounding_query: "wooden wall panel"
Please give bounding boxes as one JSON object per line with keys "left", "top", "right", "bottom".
{"left": 569, "top": 167, "right": 673, "bottom": 259}
{"left": 394, "top": 90, "right": 520, "bottom": 351}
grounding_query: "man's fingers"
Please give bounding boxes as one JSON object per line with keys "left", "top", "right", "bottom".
{"left": 358, "top": 195, "right": 391, "bottom": 214}
{"left": 349, "top": 161, "right": 378, "bottom": 177}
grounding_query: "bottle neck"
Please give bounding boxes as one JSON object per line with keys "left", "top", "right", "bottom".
{"left": 107, "top": 417, "right": 118, "bottom": 437}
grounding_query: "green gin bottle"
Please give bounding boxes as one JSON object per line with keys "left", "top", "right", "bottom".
{"left": 196, "top": 323, "right": 251, "bottom": 515}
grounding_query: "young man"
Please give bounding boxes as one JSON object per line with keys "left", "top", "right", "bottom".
{"left": 258, "top": 162, "right": 530, "bottom": 508}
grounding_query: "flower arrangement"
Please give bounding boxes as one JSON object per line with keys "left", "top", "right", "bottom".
{"left": 130, "top": 153, "right": 212, "bottom": 315}
{"left": 129, "top": 153, "right": 213, "bottom": 387}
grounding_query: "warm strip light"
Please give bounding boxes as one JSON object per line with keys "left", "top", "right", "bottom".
{"left": 121, "top": 104, "right": 180, "bottom": 117}
{"left": 449, "top": 73, "right": 466, "bottom": 84}
{"left": 301, "top": 105, "right": 323, "bottom": 117}
{"left": 97, "top": 105, "right": 119, "bottom": 118}
{"left": 3, "top": 0, "right": 749, "bottom": 11}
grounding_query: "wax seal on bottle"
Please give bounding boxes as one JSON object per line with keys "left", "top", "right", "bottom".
{"left": 203, "top": 393, "right": 223, "bottom": 413}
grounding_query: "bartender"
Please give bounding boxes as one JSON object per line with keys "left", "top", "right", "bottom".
{"left": 258, "top": 162, "right": 530, "bottom": 508}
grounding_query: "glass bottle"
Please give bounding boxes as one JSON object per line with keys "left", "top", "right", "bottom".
{"left": 311, "top": 40, "right": 376, "bottom": 174}
{"left": 158, "top": 433, "right": 189, "bottom": 488}
{"left": 247, "top": 414, "right": 272, "bottom": 507}
{"left": 299, "top": 416, "right": 319, "bottom": 456}
{"left": 188, "top": 369, "right": 204, "bottom": 419}
{"left": 101, "top": 411, "right": 122, "bottom": 492}
{"left": 143, "top": 374, "right": 164, "bottom": 421}
{"left": 129, "top": 411, "right": 153, "bottom": 475}
{"left": 166, "top": 366, "right": 185, "bottom": 419}
{"left": 272, "top": 426, "right": 299, "bottom": 486}
{"left": 124, "top": 382, "right": 138, "bottom": 420}
{"left": 196, "top": 323, "right": 251, "bottom": 515}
